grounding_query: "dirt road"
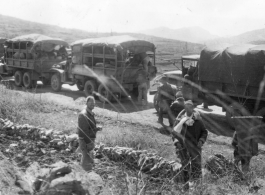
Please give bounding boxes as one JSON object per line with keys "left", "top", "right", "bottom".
{"left": 4, "top": 80, "right": 231, "bottom": 133}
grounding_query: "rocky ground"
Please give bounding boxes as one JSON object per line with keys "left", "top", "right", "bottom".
{"left": 1, "top": 83, "right": 265, "bottom": 194}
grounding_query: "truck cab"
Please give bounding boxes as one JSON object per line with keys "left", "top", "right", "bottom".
{"left": 181, "top": 54, "right": 203, "bottom": 104}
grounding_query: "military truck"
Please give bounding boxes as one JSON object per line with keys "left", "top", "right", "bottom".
{"left": 51, "top": 35, "right": 157, "bottom": 102}
{"left": 0, "top": 34, "right": 69, "bottom": 88}
{"left": 181, "top": 44, "right": 265, "bottom": 124}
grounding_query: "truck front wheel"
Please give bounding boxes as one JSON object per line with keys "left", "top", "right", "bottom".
{"left": 14, "top": 70, "right": 23, "bottom": 87}
{"left": 98, "top": 84, "right": 113, "bottom": 103}
{"left": 84, "top": 80, "right": 96, "bottom": 97}
{"left": 51, "top": 73, "right": 62, "bottom": 92}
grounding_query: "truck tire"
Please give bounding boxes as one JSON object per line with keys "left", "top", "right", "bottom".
{"left": 14, "top": 70, "right": 23, "bottom": 87}
{"left": 98, "top": 84, "right": 113, "bottom": 103}
{"left": 23, "top": 72, "right": 34, "bottom": 88}
{"left": 51, "top": 73, "right": 62, "bottom": 92}
{"left": 153, "top": 92, "right": 159, "bottom": 112}
{"left": 76, "top": 81, "right": 84, "bottom": 91}
{"left": 84, "top": 80, "right": 96, "bottom": 96}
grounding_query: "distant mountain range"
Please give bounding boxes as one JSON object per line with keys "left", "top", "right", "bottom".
{"left": 140, "top": 25, "right": 265, "bottom": 46}
{"left": 205, "top": 28, "right": 265, "bottom": 45}
{"left": 140, "top": 26, "right": 219, "bottom": 44}
{"left": 0, "top": 14, "right": 204, "bottom": 65}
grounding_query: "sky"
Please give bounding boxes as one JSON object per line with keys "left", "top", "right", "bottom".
{"left": 1, "top": 0, "right": 265, "bottom": 37}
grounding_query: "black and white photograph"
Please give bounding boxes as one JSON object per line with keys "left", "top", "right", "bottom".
{"left": 0, "top": 0, "right": 265, "bottom": 194}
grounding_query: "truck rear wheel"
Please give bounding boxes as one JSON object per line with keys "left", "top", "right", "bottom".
{"left": 84, "top": 80, "right": 96, "bottom": 96}
{"left": 98, "top": 84, "right": 113, "bottom": 103}
{"left": 51, "top": 73, "right": 62, "bottom": 92}
{"left": 14, "top": 70, "right": 23, "bottom": 87}
{"left": 23, "top": 72, "right": 34, "bottom": 89}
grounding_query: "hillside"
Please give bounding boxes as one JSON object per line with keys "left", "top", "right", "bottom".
{"left": 0, "top": 14, "right": 204, "bottom": 66}
{"left": 140, "top": 26, "right": 219, "bottom": 44}
{"left": 206, "top": 28, "right": 265, "bottom": 45}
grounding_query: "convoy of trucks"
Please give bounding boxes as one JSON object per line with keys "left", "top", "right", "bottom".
{"left": 0, "top": 34, "right": 157, "bottom": 102}
{"left": 1, "top": 33, "right": 265, "bottom": 125}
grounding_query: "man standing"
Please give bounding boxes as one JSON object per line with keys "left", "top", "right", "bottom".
{"left": 157, "top": 76, "right": 177, "bottom": 124}
{"left": 171, "top": 100, "right": 208, "bottom": 190}
{"left": 183, "top": 67, "right": 195, "bottom": 101}
{"left": 136, "top": 69, "right": 148, "bottom": 106}
{"left": 168, "top": 91, "right": 185, "bottom": 127}
{"left": 77, "top": 96, "right": 101, "bottom": 171}
{"left": 231, "top": 115, "right": 260, "bottom": 174}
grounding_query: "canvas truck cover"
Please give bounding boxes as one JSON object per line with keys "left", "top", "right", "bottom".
{"left": 199, "top": 44, "right": 265, "bottom": 87}
{"left": 71, "top": 35, "right": 155, "bottom": 54}
{"left": 6, "top": 34, "right": 69, "bottom": 53}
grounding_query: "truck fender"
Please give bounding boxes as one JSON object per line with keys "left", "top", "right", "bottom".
{"left": 48, "top": 68, "right": 65, "bottom": 82}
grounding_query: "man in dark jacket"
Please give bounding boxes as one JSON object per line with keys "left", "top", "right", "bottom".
{"left": 157, "top": 76, "right": 177, "bottom": 124}
{"left": 231, "top": 116, "right": 260, "bottom": 174}
{"left": 168, "top": 91, "right": 185, "bottom": 127}
{"left": 77, "top": 96, "right": 101, "bottom": 171}
{"left": 171, "top": 100, "right": 208, "bottom": 189}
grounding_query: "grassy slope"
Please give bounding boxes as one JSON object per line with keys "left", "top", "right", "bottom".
{"left": 1, "top": 85, "right": 265, "bottom": 194}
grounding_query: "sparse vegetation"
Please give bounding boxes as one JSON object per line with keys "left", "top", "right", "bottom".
{"left": 1, "top": 84, "right": 265, "bottom": 194}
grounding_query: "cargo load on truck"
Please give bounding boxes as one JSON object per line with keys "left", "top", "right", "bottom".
{"left": 70, "top": 35, "right": 157, "bottom": 102}
{"left": 199, "top": 44, "right": 265, "bottom": 102}
{"left": 2, "top": 34, "right": 69, "bottom": 88}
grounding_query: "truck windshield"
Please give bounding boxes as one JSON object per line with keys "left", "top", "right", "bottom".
{"left": 183, "top": 60, "right": 197, "bottom": 68}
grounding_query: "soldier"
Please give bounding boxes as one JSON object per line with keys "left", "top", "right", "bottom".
{"left": 231, "top": 115, "right": 260, "bottom": 174}
{"left": 183, "top": 66, "right": 195, "bottom": 101}
{"left": 168, "top": 91, "right": 185, "bottom": 127}
{"left": 77, "top": 96, "right": 102, "bottom": 171}
{"left": 157, "top": 76, "right": 177, "bottom": 124}
{"left": 136, "top": 69, "right": 148, "bottom": 106}
{"left": 171, "top": 100, "right": 208, "bottom": 190}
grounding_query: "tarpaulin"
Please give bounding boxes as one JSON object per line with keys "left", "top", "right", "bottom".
{"left": 199, "top": 44, "right": 265, "bottom": 87}
{"left": 6, "top": 34, "right": 69, "bottom": 52}
{"left": 71, "top": 35, "right": 155, "bottom": 54}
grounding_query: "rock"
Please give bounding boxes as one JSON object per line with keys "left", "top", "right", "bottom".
{"left": 202, "top": 184, "right": 227, "bottom": 195}
{"left": 15, "top": 154, "right": 24, "bottom": 162}
{"left": 50, "top": 139, "right": 62, "bottom": 144}
{"left": 36, "top": 141, "right": 46, "bottom": 148}
{"left": 9, "top": 143, "right": 18, "bottom": 148}
{"left": 65, "top": 134, "right": 78, "bottom": 142}
{"left": 0, "top": 151, "right": 31, "bottom": 194}
{"left": 50, "top": 150, "right": 57, "bottom": 154}
{"left": 35, "top": 162, "right": 105, "bottom": 195}
{"left": 249, "top": 178, "right": 265, "bottom": 194}
{"left": 15, "top": 174, "right": 34, "bottom": 194}
{"left": 205, "top": 154, "right": 235, "bottom": 177}
{"left": 45, "top": 129, "right": 53, "bottom": 138}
